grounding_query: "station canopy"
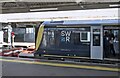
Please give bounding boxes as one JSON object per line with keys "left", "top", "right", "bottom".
{"left": 0, "top": 0, "right": 120, "bottom": 13}
{"left": 0, "top": 0, "right": 119, "bottom": 28}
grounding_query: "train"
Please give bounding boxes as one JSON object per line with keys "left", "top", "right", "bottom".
{"left": 34, "top": 8, "right": 120, "bottom": 59}
{"left": 34, "top": 20, "right": 120, "bottom": 59}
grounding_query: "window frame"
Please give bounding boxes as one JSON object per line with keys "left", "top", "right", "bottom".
{"left": 80, "top": 32, "right": 90, "bottom": 42}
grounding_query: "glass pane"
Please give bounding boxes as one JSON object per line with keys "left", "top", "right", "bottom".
{"left": 81, "top": 33, "right": 87, "bottom": 40}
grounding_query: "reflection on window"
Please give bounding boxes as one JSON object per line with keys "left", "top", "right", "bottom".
{"left": 41, "top": 31, "right": 55, "bottom": 48}
{"left": 41, "top": 31, "right": 47, "bottom": 48}
{"left": 48, "top": 31, "right": 55, "bottom": 45}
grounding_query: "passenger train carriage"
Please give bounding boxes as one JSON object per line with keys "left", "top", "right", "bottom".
{"left": 35, "top": 20, "right": 120, "bottom": 59}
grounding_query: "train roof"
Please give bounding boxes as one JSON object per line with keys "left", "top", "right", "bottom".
{"left": 43, "top": 19, "right": 119, "bottom": 25}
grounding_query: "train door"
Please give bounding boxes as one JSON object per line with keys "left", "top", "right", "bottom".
{"left": 91, "top": 26, "right": 103, "bottom": 60}
{"left": 103, "top": 26, "right": 120, "bottom": 59}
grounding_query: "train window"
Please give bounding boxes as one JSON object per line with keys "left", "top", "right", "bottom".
{"left": 80, "top": 32, "right": 90, "bottom": 42}
{"left": 48, "top": 31, "right": 55, "bottom": 45}
{"left": 41, "top": 31, "right": 47, "bottom": 48}
{"left": 93, "top": 29, "right": 100, "bottom": 46}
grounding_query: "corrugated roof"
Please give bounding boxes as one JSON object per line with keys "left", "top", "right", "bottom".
{"left": 0, "top": 1, "right": 120, "bottom": 13}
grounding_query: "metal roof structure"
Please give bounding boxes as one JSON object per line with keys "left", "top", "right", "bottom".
{"left": 0, "top": 0, "right": 120, "bottom": 14}
{"left": 0, "top": 0, "right": 119, "bottom": 29}
{"left": 0, "top": 0, "right": 120, "bottom": 2}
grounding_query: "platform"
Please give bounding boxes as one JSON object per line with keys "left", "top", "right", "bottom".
{"left": 0, "top": 56, "right": 119, "bottom": 76}
{"left": 16, "top": 53, "right": 120, "bottom": 65}
{"left": 2, "top": 42, "right": 35, "bottom": 48}
{"left": 18, "top": 52, "right": 34, "bottom": 58}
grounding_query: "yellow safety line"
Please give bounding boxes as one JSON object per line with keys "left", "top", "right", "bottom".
{"left": 0, "top": 58, "right": 119, "bottom": 72}
{"left": 36, "top": 24, "right": 44, "bottom": 50}
{"left": 43, "top": 54, "right": 89, "bottom": 59}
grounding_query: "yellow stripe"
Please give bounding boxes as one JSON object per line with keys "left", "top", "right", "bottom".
{"left": 43, "top": 54, "right": 89, "bottom": 59}
{"left": 36, "top": 24, "right": 44, "bottom": 50}
{"left": 0, "top": 58, "right": 119, "bottom": 72}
